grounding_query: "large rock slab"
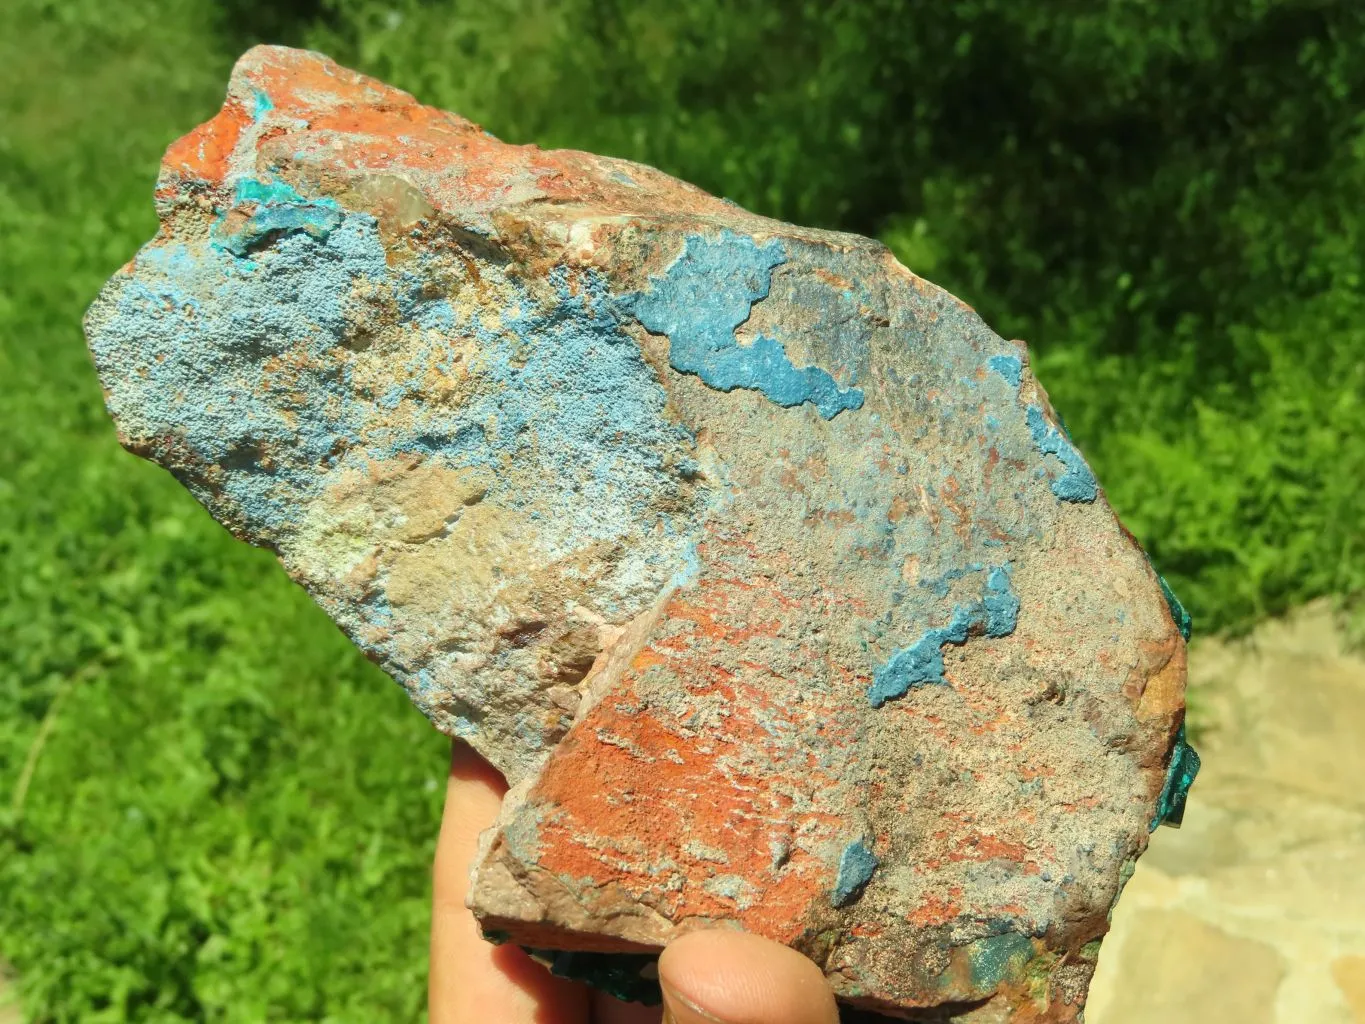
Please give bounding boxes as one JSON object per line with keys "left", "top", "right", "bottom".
{"left": 84, "top": 46, "right": 1195, "bottom": 1021}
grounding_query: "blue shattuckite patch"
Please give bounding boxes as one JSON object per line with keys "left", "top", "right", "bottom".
{"left": 831, "top": 839, "right": 879, "bottom": 907}
{"left": 1026, "top": 405, "right": 1098, "bottom": 503}
{"left": 91, "top": 208, "right": 392, "bottom": 534}
{"left": 1152, "top": 723, "right": 1201, "bottom": 829}
{"left": 88, "top": 201, "right": 709, "bottom": 754}
{"left": 981, "top": 565, "right": 1022, "bottom": 637}
{"left": 869, "top": 564, "right": 1020, "bottom": 707}
{"left": 987, "top": 353, "right": 1022, "bottom": 388}
{"left": 624, "top": 230, "right": 864, "bottom": 419}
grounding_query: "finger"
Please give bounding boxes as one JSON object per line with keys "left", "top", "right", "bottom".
{"left": 657, "top": 930, "right": 839, "bottom": 1024}
{"left": 430, "top": 740, "right": 589, "bottom": 1024}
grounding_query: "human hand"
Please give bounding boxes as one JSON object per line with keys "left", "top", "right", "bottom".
{"left": 431, "top": 740, "right": 841, "bottom": 1024}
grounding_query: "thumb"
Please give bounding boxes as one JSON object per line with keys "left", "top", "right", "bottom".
{"left": 657, "top": 929, "right": 839, "bottom": 1024}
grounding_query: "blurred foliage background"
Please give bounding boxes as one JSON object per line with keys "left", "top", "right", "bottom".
{"left": 2, "top": 0, "right": 1363, "bottom": 1019}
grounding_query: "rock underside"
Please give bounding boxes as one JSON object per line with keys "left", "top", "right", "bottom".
{"left": 84, "top": 46, "right": 1197, "bottom": 1021}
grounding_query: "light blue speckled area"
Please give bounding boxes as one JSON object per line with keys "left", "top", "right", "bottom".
{"left": 86, "top": 174, "right": 703, "bottom": 753}
{"left": 90, "top": 206, "right": 388, "bottom": 534}
{"left": 91, "top": 179, "right": 695, "bottom": 550}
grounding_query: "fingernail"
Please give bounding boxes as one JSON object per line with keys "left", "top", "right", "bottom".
{"left": 660, "top": 979, "right": 724, "bottom": 1024}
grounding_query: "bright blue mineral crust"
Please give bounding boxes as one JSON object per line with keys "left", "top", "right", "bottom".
{"left": 868, "top": 565, "right": 1021, "bottom": 707}
{"left": 625, "top": 231, "right": 864, "bottom": 419}
{"left": 1026, "top": 405, "right": 1098, "bottom": 503}
{"left": 832, "top": 839, "right": 880, "bottom": 907}
{"left": 987, "top": 353, "right": 1023, "bottom": 387}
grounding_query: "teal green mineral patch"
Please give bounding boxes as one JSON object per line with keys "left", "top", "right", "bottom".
{"left": 1153, "top": 723, "right": 1201, "bottom": 829}
{"left": 213, "top": 177, "right": 344, "bottom": 257}
{"left": 250, "top": 87, "right": 274, "bottom": 120}
{"left": 831, "top": 838, "right": 880, "bottom": 907}
{"left": 1150, "top": 573, "right": 1199, "bottom": 828}
{"left": 1158, "top": 573, "right": 1194, "bottom": 642}
{"left": 967, "top": 932, "right": 1033, "bottom": 990}
{"left": 625, "top": 231, "right": 864, "bottom": 419}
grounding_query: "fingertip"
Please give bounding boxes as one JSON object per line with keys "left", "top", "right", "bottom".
{"left": 432, "top": 740, "right": 505, "bottom": 898}
{"left": 430, "top": 739, "right": 587, "bottom": 1023}
{"left": 448, "top": 737, "right": 509, "bottom": 794}
{"left": 658, "top": 929, "right": 838, "bottom": 1024}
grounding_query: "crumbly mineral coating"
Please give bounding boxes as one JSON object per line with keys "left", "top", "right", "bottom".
{"left": 84, "top": 45, "right": 1190, "bottom": 1021}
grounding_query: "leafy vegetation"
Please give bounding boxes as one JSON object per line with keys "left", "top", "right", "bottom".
{"left": 0, "top": 3, "right": 445, "bottom": 1020}
{"left": 2, "top": 0, "right": 1362, "bottom": 1018}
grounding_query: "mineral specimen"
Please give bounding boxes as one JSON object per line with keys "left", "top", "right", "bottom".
{"left": 84, "top": 46, "right": 1198, "bottom": 1021}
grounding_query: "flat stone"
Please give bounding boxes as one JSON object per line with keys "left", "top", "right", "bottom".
{"left": 1097, "top": 909, "right": 1284, "bottom": 1024}
{"left": 83, "top": 45, "right": 1193, "bottom": 1021}
{"left": 1140, "top": 782, "right": 1365, "bottom": 878}
{"left": 1202, "top": 841, "right": 1365, "bottom": 935}
{"left": 1334, "top": 956, "right": 1365, "bottom": 1023}
{"left": 1090, "top": 605, "right": 1365, "bottom": 1024}
{"left": 0, "top": 964, "right": 20, "bottom": 1024}
{"left": 1216, "top": 660, "right": 1365, "bottom": 812}
{"left": 1182, "top": 601, "right": 1365, "bottom": 808}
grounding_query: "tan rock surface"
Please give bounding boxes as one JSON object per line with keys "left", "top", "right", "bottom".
{"left": 1089, "top": 601, "right": 1365, "bottom": 1024}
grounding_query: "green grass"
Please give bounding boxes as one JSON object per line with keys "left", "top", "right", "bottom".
{"left": 0, "top": 3, "right": 446, "bottom": 1020}
{"left": 3, "top": 0, "right": 1363, "bottom": 1019}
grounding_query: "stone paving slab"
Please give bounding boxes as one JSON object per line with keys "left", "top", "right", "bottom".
{"left": 0, "top": 965, "right": 19, "bottom": 1024}
{"left": 1088, "top": 601, "right": 1365, "bottom": 1024}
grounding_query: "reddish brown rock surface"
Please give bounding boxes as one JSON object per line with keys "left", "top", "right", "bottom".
{"left": 84, "top": 45, "right": 1195, "bottom": 1021}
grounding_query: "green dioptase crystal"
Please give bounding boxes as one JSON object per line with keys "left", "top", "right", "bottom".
{"left": 482, "top": 930, "right": 662, "bottom": 1003}
{"left": 1150, "top": 572, "right": 1198, "bottom": 828}
{"left": 1152, "top": 723, "right": 1201, "bottom": 829}
{"left": 1158, "top": 574, "right": 1193, "bottom": 643}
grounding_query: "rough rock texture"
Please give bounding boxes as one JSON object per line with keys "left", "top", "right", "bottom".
{"left": 84, "top": 46, "right": 1197, "bottom": 1022}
